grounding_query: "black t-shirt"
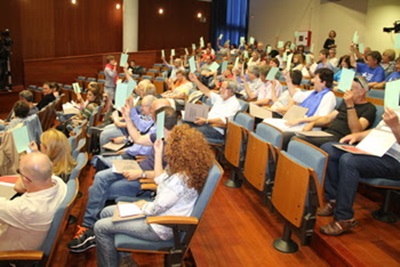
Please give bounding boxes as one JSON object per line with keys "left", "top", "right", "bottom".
{"left": 323, "top": 38, "right": 335, "bottom": 50}
{"left": 325, "top": 100, "right": 376, "bottom": 138}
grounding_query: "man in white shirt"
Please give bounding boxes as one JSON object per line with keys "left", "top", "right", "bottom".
{"left": 0, "top": 152, "right": 67, "bottom": 251}
{"left": 252, "top": 65, "right": 283, "bottom": 107}
{"left": 241, "top": 65, "right": 264, "bottom": 100}
{"left": 187, "top": 73, "right": 241, "bottom": 143}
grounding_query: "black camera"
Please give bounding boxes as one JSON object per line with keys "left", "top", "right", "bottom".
{"left": 0, "top": 29, "right": 13, "bottom": 48}
{"left": 383, "top": 20, "right": 400, "bottom": 33}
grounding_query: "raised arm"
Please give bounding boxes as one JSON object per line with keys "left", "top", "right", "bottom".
{"left": 188, "top": 72, "right": 211, "bottom": 98}
{"left": 383, "top": 107, "right": 400, "bottom": 144}
{"left": 283, "top": 71, "right": 298, "bottom": 97}
{"left": 241, "top": 75, "right": 257, "bottom": 100}
{"left": 349, "top": 44, "right": 359, "bottom": 66}
{"left": 121, "top": 105, "right": 153, "bottom": 146}
{"left": 153, "top": 139, "right": 164, "bottom": 178}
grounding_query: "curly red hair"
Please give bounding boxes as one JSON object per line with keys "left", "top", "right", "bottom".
{"left": 165, "top": 124, "right": 215, "bottom": 192}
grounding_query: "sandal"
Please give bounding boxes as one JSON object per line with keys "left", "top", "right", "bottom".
{"left": 320, "top": 219, "right": 357, "bottom": 236}
{"left": 317, "top": 201, "right": 336, "bottom": 216}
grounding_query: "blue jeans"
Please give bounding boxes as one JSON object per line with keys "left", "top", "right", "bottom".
{"left": 100, "top": 124, "right": 124, "bottom": 153}
{"left": 83, "top": 168, "right": 140, "bottom": 228}
{"left": 184, "top": 121, "right": 224, "bottom": 142}
{"left": 94, "top": 205, "right": 161, "bottom": 267}
{"left": 321, "top": 142, "right": 400, "bottom": 220}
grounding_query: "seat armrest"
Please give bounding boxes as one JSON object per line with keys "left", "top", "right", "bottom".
{"left": 139, "top": 178, "right": 155, "bottom": 184}
{"left": 146, "top": 216, "right": 198, "bottom": 225}
{"left": 0, "top": 250, "right": 43, "bottom": 261}
{"left": 141, "top": 184, "right": 157, "bottom": 190}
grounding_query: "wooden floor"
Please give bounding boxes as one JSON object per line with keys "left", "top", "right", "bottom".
{"left": 51, "top": 164, "right": 400, "bottom": 267}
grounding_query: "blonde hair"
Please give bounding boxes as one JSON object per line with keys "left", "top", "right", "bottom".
{"left": 40, "top": 129, "right": 76, "bottom": 179}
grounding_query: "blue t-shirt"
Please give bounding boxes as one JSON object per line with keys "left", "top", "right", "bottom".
{"left": 356, "top": 63, "right": 385, "bottom": 83}
{"left": 385, "top": 71, "right": 400, "bottom": 82}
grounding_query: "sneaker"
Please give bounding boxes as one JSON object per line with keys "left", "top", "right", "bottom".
{"left": 68, "top": 225, "right": 95, "bottom": 250}
{"left": 69, "top": 239, "right": 96, "bottom": 253}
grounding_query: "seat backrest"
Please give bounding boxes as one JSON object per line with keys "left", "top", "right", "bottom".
{"left": 68, "top": 134, "right": 78, "bottom": 151}
{"left": 233, "top": 112, "right": 254, "bottom": 131}
{"left": 255, "top": 122, "right": 283, "bottom": 149}
{"left": 87, "top": 105, "right": 102, "bottom": 135}
{"left": 23, "top": 114, "right": 43, "bottom": 144}
{"left": 224, "top": 121, "right": 245, "bottom": 167}
{"left": 69, "top": 152, "right": 88, "bottom": 180}
{"left": 153, "top": 79, "right": 166, "bottom": 94}
{"left": 368, "top": 89, "right": 385, "bottom": 100}
{"left": 372, "top": 105, "right": 384, "bottom": 128}
{"left": 141, "top": 75, "right": 153, "bottom": 81}
{"left": 41, "top": 179, "right": 79, "bottom": 265}
{"left": 238, "top": 99, "right": 249, "bottom": 113}
{"left": 243, "top": 132, "right": 271, "bottom": 191}
{"left": 72, "top": 138, "right": 87, "bottom": 160}
{"left": 191, "top": 162, "right": 224, "bottom": 219}
{"left": 271, "top": 151, "right": 310, "bottom": 228}
{"left": 287, "top": 138, "right": 328, "bottom": 186}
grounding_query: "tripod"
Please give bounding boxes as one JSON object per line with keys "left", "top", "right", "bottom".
{"left": 0, "top": 54, "right": 12, "bottom": 91}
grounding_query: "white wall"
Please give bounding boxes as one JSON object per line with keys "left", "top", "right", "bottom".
{"left": 365, "top": 0, "right": 400, "bottom": 53}
{"left": 249, "top": 0, "right": 400, "bottom": 57}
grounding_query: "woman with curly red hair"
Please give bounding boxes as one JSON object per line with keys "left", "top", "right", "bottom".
{"left": 93, "top": 124, "right": 215, "bottom": 267}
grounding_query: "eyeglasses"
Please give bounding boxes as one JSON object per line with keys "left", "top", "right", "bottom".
{"left": 353, "top": 77, "right": 368, "bottom": 91}
{"left": 17, "top": 168, "right": 33, "bottom": 183}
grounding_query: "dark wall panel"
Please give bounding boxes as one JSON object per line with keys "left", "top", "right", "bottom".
{"left": 0, "top": 0, "right": 210, "bottom": 87}
{"left": 139, "top": 0, "right": 211, "bottom": 51}
{"left": 0, "top": 0, "right": 122, "bottom": 87}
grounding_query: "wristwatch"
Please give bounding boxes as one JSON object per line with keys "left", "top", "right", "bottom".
{"left": 346, "top": 106, "right": 355, "bottom": 110}
{"left": 141, "top": 172, "right": 146, "bottom": 178}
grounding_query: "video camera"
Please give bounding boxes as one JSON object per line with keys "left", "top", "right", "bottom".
{"left": 383, "top": 20, "right": 400, "bottom": 33}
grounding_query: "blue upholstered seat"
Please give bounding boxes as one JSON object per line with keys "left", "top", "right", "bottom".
{"left": 114, "top": 163, "right": 224, "bottom": 266}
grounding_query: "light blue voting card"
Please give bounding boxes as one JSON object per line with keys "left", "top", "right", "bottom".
{"left": 209, "top": 62, "right": 220, "bottom": 72}
{"left": 338, "top": 68, "right": 356, "bottom": 92}
{"left": 11, "top": 125, "right": 30, "bottom": 153}
{"left": 115, "top": 82, "right": 129, "bottom": 110}
{"left": 266, "top": 67, "right": 279, "bottom": 81}
{"left": 189, "top": 56, "right": 196, "bottom": 73}
{"left": 119, "top": 53, "right": 128, "bottom": 67}
{"left": 384, "top": 79, "right": 400, "bottom": 110}
{"left": 156, "top": 111, "right": 165, "bottom": 140}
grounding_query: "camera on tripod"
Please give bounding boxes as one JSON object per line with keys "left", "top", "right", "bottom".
{"left": 0, "top": 29, "right": 13, "bottom": 90}
{"left": 383, "top": 20, "right": 400, "bottom": 33}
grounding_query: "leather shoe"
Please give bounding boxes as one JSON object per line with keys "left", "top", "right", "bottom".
{"left": 317, "top": 201, "right": 335, "bottom": 216}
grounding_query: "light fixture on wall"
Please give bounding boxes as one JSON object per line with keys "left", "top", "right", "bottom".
{"left": 197, "top": 12, "right": 206, "bottom": 23}
{"left": 116, "top": 3, "right": 121, "bottom": 9}
{"left": 158, "top": 8, "right": 164, "bottom": 15}
{"left": 71, "top": 0, "right": 76, "bottom": 4}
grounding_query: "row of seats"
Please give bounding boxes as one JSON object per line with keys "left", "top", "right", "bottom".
{"left": 216, "top": 91, "right": 398, "bottom": 251}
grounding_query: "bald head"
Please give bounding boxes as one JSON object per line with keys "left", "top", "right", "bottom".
{"left": 19, "top": 152, "right": 53, "bottom": 191}
{"left": 150, "top": 98, "right": 171, "bottom": 119}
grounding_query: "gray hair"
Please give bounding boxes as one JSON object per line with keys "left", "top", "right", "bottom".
{"left": 248, "top": 66, "right": 261, "bottom": 78}
{"left": 226, "top": 81, "right": 239, "bottom": 94}
{"left": 19, "top": 90, "right": 34, "bottom": 102}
